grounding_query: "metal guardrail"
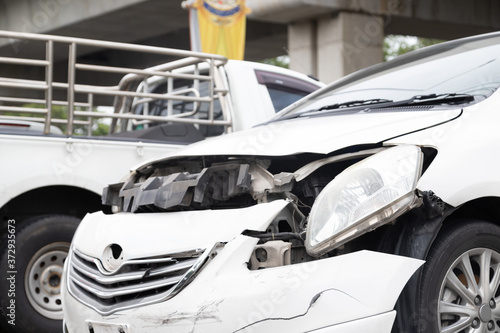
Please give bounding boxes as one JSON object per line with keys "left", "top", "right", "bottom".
{"left": 0, "top": 30, "right": 231, "bottom": 135}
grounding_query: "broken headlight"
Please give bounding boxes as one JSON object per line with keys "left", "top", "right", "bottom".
{"left": 305, "top": 145, "right": 423, "bottom": 256}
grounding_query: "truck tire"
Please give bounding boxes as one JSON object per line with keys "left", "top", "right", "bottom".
{"left": 417, "top": 220, "right": 500, "bottom": 333}
{"left": 0, "top": 215, "right": 80, "bottom": 333}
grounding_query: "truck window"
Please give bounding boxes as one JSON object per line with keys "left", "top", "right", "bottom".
{"left": 254, "top": 70, "right": 321, "bottom": 112}
{"left": 134, "top": 78, "right": 225, "bottom": 137}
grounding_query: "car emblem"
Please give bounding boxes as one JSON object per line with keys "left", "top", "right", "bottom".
{"left": 102, "top": 243, "right": 124, "bottom": 272}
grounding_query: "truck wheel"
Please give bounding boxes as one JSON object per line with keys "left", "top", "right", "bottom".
{"left": 0, "top": 215, "right": 80, "bottom": 333}
{"left": 418, "top": 220, "right": 500, "bottom": 332}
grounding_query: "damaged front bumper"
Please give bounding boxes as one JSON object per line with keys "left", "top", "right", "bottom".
{"left": 62, "top": 201, "right": 422, "bottom": 333}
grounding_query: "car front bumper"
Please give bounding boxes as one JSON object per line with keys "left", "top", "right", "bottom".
{"left": 62, "top": 235, "right": 422, "bottom": 332}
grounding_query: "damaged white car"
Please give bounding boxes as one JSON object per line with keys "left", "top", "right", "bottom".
{"left": 62, "top": 32, "right": 500, "bottom": 333}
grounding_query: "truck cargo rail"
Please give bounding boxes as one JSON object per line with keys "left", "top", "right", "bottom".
{"left": 0, "top": 30, "right": 231, "bottom": 136}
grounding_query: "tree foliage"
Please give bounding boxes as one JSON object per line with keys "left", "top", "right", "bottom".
{"left": 384, "top": 35, "right": 445, "bottom": 61}
{"left": 261, "top": 55, "right": 290, "bottom": 69}
{"left": 0, "top": 104, "right": 109, "bottom": 136}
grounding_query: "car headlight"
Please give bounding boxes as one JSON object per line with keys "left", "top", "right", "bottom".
{"left": 305, "top": 145, "right": 423, "bottom": 257}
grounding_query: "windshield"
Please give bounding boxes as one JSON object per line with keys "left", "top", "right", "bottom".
{"left": 280, "top": 34, "right": 500, "bottom": 118}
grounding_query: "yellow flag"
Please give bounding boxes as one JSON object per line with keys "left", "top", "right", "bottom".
{"left": 192, "top": 0, "right": 249, "bottom": 60}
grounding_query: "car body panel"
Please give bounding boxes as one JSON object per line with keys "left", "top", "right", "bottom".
{"left": 389, "top": 91, "right": 500, "bottom": 207}
{"left": 131, "top": 108, "right": 462, "bottom": 170}
{"left": 308, "top": 311, "right": 396, "bottom": 333}
{"left": 72, "top": 200, "right": 290, "bottom": 260}
{"left": 0, "top": 134, "right": 176, "bottom": 206}
{"left": 63, "top": 235, "right": 422, "bottom": 333}
{"left": 223, "top": 60, "right": 324, "bottom": 132}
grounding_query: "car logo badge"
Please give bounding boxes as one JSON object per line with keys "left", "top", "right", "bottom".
{"left": 102, "top": 243, "right": 124, "bottom": 272}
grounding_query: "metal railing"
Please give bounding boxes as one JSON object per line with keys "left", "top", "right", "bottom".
{"left": 0, "top": 30, "right": 232, "bottom": 136}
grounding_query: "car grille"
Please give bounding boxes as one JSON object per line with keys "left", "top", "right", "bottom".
{"left": 66, "top": 245, "right": 219, "bottom": 315}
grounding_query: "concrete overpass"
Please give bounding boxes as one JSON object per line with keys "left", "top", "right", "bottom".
{"left": 1, "top": 0, "right": 500, "bottom": 83}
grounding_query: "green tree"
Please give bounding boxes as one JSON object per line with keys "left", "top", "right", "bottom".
{"left": 384, "top": 35, "right": 444, "bottom": 61}
{"left": 91, "top": 122, "right": 110, "bottom": 136}
{"left": 261, "top": 55, "right": 290, "bottom": 69}
{"left": 1, "top": 104, "right": 109, "bottom": 136}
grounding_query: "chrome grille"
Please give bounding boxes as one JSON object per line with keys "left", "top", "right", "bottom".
{"left": 67, "top": 245, "right": 218, "bottom": 315}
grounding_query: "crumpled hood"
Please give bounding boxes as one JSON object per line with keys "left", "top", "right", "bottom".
{"left": 136, "top": 109, "right": 461, "bottom": 169}
{"left": 72, "top": 200, "right": 289, "bottom": 260}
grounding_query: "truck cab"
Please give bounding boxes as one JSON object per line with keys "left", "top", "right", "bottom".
{"left": 0, "top": 30, "right": 323, "bottom": 333}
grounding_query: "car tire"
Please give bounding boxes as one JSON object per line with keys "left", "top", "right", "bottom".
{"left": 0, "top": 215, "right": 80, "bottom": 333}
{"left": 417, "top": 219, "right": 500, "bottom": 333}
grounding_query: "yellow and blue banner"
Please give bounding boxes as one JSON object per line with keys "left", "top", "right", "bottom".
{"left": 185, "top": 0, "right": 249, "bottom": 60}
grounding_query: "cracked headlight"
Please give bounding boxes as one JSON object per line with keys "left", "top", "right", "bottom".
{"left": 305, "top": 145, "right": 423, "bottom": 257}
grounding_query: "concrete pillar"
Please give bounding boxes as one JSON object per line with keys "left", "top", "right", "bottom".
{"left": 288, "top": 20, "right": 317, "bottom": 78}
{"left": 317, "top": 12, "right": 384, "bottom": 83}
{"left": 288, "top": 11, "right": 384, "bottom": 84}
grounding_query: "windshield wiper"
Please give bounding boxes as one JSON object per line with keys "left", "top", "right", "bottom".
{"left": 310, "top": 93, "right": 475, "bottom": 115}
{"left": 316, "top": 93, "right": 474, "bottom": 112}
{"left": 268, "top": 92, "right": 476, "bottom": 125}
{"left": 317, "top": 98, "right": 393, "bottom": 111}
{"left": 404, "top": 93, "right": 475, "bottom": 105}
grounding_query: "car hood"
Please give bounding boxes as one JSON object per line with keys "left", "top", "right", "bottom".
{"left": 72, "top": 200, "right": 290, "bottom": 260}
{"left": 135, "top": 109, "right": 461, "bottom": 170}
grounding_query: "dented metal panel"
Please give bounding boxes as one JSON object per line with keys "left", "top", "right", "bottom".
{"left": 128, "top": 109, "right": 462, "bottom": 171}
{"left": 63, "top": 233, "right": 422, "bottom": 333}
{"left": 71, "top": 200, "right": 290, "bottom": 259}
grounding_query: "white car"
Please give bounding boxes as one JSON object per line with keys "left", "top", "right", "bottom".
{"left": 62, "top": 31, "right": 500, "bottom": 333}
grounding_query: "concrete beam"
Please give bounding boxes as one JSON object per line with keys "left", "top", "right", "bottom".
{"left": 252, "top": 0, "right": 500, "bottom": 82}
{"left": 2, "top": 0, "right": 499, "bottom": 85}
{"left": 0, "top": 0, "right": 147, "bottom": 40}
{"left": 385, "top": 0, "right": 500, "bottom": 39}
{"left": 248, "top": 0, "right": 342, "bottom": 23}
{"left": 0, "top": 0, "right": 288, "bottom": 65}
{"left": 248, "top": 0, "right": 500, "bottom": 40}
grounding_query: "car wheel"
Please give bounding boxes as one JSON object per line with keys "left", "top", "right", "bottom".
{"left": 0, "top": 215, "right": 80, "bottom": 333}
{"left": 418, "top": 220, "right": 500, "bottom": 333}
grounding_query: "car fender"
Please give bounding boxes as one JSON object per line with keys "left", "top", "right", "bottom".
{"left": 387, "top": 90, "right": 500, "bottom": 207}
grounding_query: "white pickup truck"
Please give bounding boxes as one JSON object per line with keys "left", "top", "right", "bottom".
{"left": 0, "top": 30, "right": 322, "bottom": 332}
